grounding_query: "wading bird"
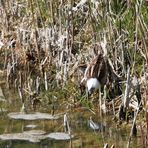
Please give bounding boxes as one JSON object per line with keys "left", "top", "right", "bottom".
{"left": 80, "top": 52, "right": 108, "bottom": 98}
{"left": 80, "top": 52, "right": 122, "bottom": 99}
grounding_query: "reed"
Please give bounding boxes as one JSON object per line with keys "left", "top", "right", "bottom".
{"left": 0, "top": 0, "right": 148, "bottom": 146}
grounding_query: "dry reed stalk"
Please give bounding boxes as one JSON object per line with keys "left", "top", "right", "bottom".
{"left": 18, "top": 86, "right": 23, "bottom": 103}
{"left": 140, "top": 124, "right": 145, "bottom": 148}
{"left": 29, "top": 0, "right": 39, "bottom": 60}
{"left": 44, "top": 71, "right": 48, "bottom": 90}
{"left": 138, "top": 13, "right": 148, "bottom": 64}
{"left": 36, "top": 76, "right": 40, "bottom": 93}
{"left": 131, "top": 3, "right": 139, "bottom": 75}
{"left": 123, "top": 67, "right": 131, "bottom": 109}
{"left": 36, "top": 0, "right": 45, "bottom": 28}
{"left": 146, "top": 112, "right": 148, "bottom": 146}
{"left": 103, "top": 143, "right": 108, "bottom": 148}
{"left": 127, "top": 114, "right": 138, "bottom": 147}
{"left": 127, "top": 97, "right": 142, "bottom": 148}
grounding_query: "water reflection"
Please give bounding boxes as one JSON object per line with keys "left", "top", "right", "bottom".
{"left": 0, "top": 85, "right": 141, "bottom": 148}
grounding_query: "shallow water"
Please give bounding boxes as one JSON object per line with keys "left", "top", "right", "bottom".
{"left": 0, "top": 84, "right": 141, "bottom": 148}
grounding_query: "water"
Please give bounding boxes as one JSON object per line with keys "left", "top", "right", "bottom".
{"left": 0, "top": 83, "right": 141, "bottom": 148}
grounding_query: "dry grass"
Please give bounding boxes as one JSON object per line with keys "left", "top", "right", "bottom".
{"left": 0, "top": 0, "right": 148, "bottom": 146}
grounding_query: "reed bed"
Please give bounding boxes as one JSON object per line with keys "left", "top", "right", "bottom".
{"left": 0, "top": 0, "right": 148, "bottom": 147}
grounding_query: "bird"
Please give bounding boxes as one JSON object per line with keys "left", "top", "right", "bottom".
{"left": 80, "top": 52, "right": 107, "bottom": 98}
{"left": 79, "top": 52, "right": 122, "bottom": 99}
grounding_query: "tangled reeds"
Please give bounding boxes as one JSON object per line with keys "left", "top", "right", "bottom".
{"left": 0, "top": 0, "right": 148, "bottom": 147}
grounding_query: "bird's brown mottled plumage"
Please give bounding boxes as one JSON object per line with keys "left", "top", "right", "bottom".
{"left": 83, "top": 53, "right": 108, "bottom": 85}
{"left": 80, "top": 52, "right": 122, "bottom": 96}
{"left": 79, "top": 53, "right": 106, "bottom": 95}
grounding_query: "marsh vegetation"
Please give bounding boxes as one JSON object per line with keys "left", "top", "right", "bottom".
{"left": 0, "top": 0, "right": 148, "bottom": 147}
